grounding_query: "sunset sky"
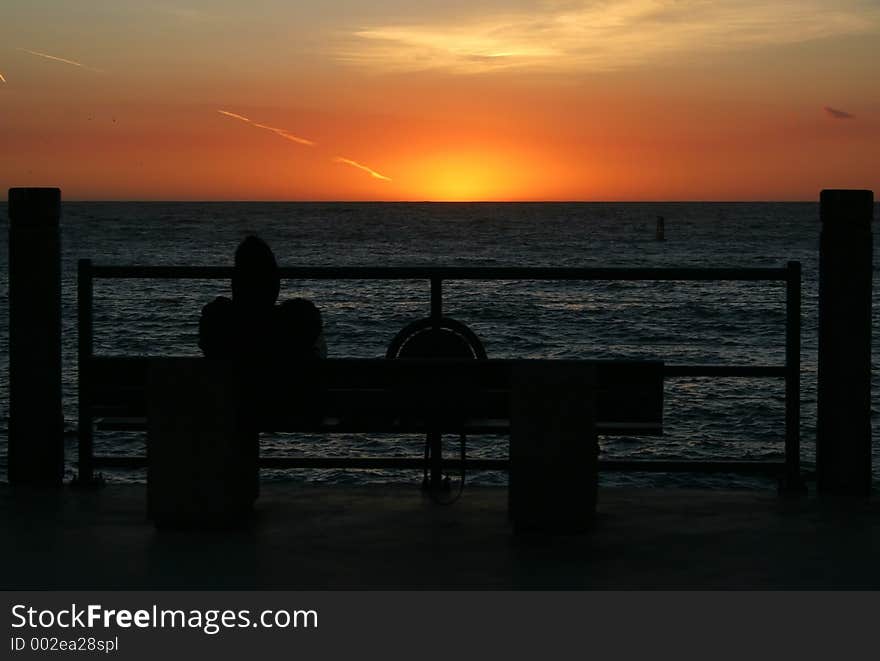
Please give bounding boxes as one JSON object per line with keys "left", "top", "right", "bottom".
{"left": 1, "top": 0, "right": 878, "bottom": 201}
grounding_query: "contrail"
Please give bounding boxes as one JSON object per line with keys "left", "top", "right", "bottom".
{"left": 217, "top": 109, "right": 316, "bottom": 146}
{"left": 217, "top": 110, "right": 251, "bottom": 122}
{"left": 334, "top": 156, "right": 391, "bottom": 181}
{"left": 217, "top": 110, "right": 389, "bottom": 183}
{"left": 0, "top": 72, "right": 6, "bottom": 83}
{"left": 18, "top": 48, "right": 101, "bottom": 72}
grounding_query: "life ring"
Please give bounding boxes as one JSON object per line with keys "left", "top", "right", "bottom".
{"left": 386, "top": 316, "right": 486, "bottom": 360}
{"left": 386, "top": 316, "right": 485, "bottom": 504}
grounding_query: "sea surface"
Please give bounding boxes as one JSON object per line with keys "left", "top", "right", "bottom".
{"left": 1, "top": 201, "right": 879, "bottom": 489}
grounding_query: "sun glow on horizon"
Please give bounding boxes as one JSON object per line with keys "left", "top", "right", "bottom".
{"left": 424, "top": 170, "right": 497, "bottom": 202}
{"left": 407, "top": 155, "right": 524, "bottom": 201}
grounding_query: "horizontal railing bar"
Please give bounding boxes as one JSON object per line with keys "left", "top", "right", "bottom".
{"left": 663, "top": 365, "right": 786, "bottom": 378}
{"left": 260, "top": 458, "right": 787, "bottom": 474}
{"left": 92, "top": 419, "right": 661, "bottom": 435}
{"left": 89, "top": 265, "right": 791, "bottom": 282}
{"left": 90, "top": 456, "right": 786, "bottom": 475}
{"left": 84, "top": 359, "right": 784, "bottom": 393}
{"left": 600, "top": 460, "right": 785, "bottom": 475}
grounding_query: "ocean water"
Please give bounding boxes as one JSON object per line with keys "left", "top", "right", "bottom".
{"left": 1, "top": 201, "right": 878, "bottom": 489}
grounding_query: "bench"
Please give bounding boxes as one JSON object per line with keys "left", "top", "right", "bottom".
{"left": 84, "top": 356, "right": 664, "bottom": 436}
{"left": 80, "top": 356, "right": 663, "bottom": 530}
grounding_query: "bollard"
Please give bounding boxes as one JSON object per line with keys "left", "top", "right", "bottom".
{"left": 509, "top": 362, "right": 597, "bottom": 533}
{"left": 7, "top": 188, "right": 64, "bottom": 485}
{"left": 817, "top": 189, "right": 874, "bottom": 497}
{"left": 147, "top": 358, "right": 255, "bottom": 527}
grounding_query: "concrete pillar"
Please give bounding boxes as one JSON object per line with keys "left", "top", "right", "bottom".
{"left": 7, "top": 188, "right": 64, "bottom": 485}
{"left": 147, "top": 358, "right": 256, "bottom": 527}
{"left": 509, "top": 362, "right": 597, "bottom": 533}
{"left": 817, "top": 189, "right": 874, "bottom": 497}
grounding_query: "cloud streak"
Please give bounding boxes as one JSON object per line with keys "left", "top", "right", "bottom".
{"left": 824, "top": 106, "right": 855, "bottom": 119}
{"left": 0, "top": 72, "right": 6, "bottom": 83}
{"left": 334, "top": 157, "right": 392, "bottom": 181}
{"left": 18, "top": 48, "right": 102, "bottom": 72}
{"left": 217, "top": 110, "right": 316, "bottom": 146}
{"left": 338, "top": 0, "right": 880, "bottom": 74}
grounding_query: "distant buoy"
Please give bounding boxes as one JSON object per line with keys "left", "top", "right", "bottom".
{"left": 656, "top": 215, "right": 666, "bottom": 241}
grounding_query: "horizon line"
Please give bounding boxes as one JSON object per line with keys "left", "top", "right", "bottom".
{"left": 54, "top": 198, "right": 829, "bottom": 204}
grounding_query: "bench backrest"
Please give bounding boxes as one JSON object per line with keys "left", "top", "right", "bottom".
{"left": 85, "top": 357, "right": 664, "bottom": 435}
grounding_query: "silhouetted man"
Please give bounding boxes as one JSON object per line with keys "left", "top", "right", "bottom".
{"left": 199, "top": 235, "right": 281, "bottom": 359}
{"left": 197, "top": 235, "right": 281, "bottom": 510}
{"left": 197, "top": 236, "right": 328, "bottom": 508}
{"left": 199, "top": 236, "right": 326, "bottom": 359}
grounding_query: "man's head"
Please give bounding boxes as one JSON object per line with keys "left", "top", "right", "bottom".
{"left": 232, "top": 235, "right": 280, "bottom": 310}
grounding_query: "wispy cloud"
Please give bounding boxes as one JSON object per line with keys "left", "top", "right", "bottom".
{"left": 217, "top": 110, "right": 316, "bottom": 146}
{"left": 18, "top": 48, "right": 102, "bottom": 72}
{"left": 824, "top": 106, "right": 855, "bottom": 119}
{"left": 334, "top": 157, "right": 392, "bottom": 181}
{"left": 338, "top": 0, "right": 879, "bottom": 74}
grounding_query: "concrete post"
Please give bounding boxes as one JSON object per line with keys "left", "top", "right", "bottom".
{"left": 147, "top": 358, "right": 255, "bottom": 527}
{"left": 509, "top": 362, "right": 597, "bottom": 533}
{"left": 817, "top": 189, "right": 874, "bottom": 497}
{"left": 7, "top": 188, "right": 64, "bottom": 485}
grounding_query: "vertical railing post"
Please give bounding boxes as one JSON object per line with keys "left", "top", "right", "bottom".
{"left": 430, "top": 277, "right": 442, "bottom": 322}
{"left": 428, "top": 276, "right": 443, "bottom": 488}
{"left": 76, "top": 258, "right": 96, "bottom": 486}
{"left": 7, "top": 188, "right": 64, "bottom": 485}
{"left": 783, "top": 261, "right": 804, "bottom": 492}
{"left": 817, "top": 189, "right": 874, "bottom": 497}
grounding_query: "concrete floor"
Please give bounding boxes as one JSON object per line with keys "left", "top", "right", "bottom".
{"left": 2, "top": 482, "right": 879, "bottom": 589}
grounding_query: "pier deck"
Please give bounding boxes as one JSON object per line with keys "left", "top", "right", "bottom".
{"left": 2, "top": 483, "right": 878, "bottom": 589}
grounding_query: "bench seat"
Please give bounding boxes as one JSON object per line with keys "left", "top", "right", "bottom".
{"left": 86, "top": 356, "right": 664, "bottom": 437}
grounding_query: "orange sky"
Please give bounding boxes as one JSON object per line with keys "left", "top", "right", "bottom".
{"left": 1, "top": 1, "right": 878, "bottom": 200}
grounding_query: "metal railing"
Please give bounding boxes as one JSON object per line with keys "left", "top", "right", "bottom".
{"left": 77, "top": 260, "right": 802, "bottom": 489}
